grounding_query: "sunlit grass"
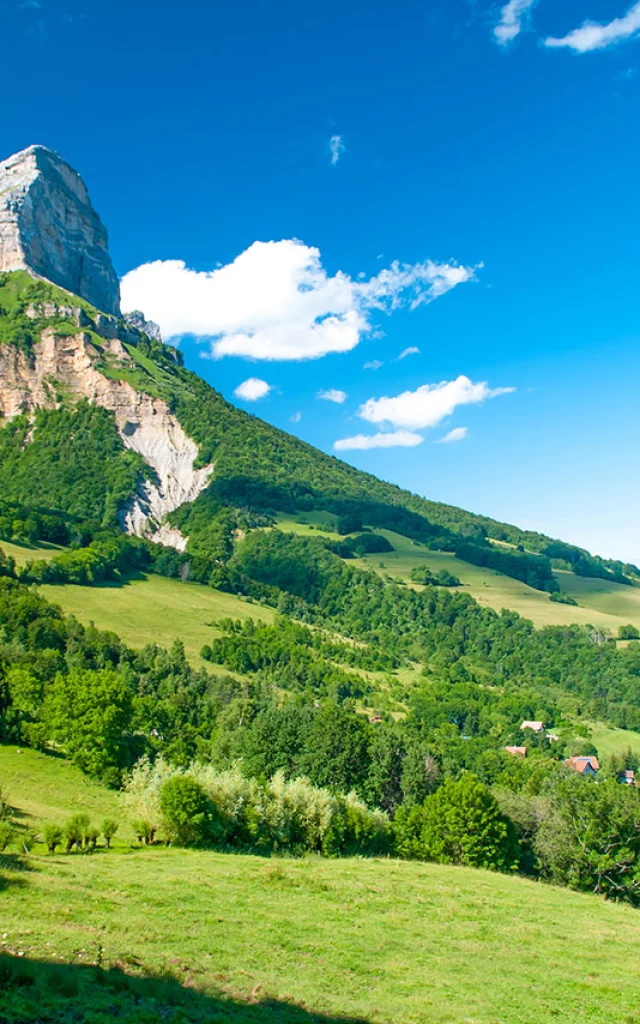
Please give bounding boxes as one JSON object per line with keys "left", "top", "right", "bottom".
{"left": 1, "top": 844, "right": 639, "bottom": 1024}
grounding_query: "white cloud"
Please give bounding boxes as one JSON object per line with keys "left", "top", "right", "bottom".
{"left": 330, "top": 134, "right": 345, "bottom": 165}
{"left": 290, "top": 411, "right": 302, "bottom": 423}
{"left": 233, "top": 377, "right": 272, "bottom": 401}
{"left": 334, "top": 431, "right": 424, "bottom": 451}
{"left": 545, "top": 1, "right": 640, "bottom": 52}
{"left": 364, "top": 359, "right": 384, "bottom": 370}
{"left": 494, "top": 0, "right": 537, "bottom": 44}
{"left": 317, "top": 388, "right": 348, "bottom": 404}
{"left": 398, "top": 346, "right": 420, "bottom": 360}
{"left": 120, "top": 240, "right": 479, "bottom": 362}
{"left": 358, "top": 375, "right": 514, "bottom": 431}
{"left": 436, "top": 426, "right": 468, "bottom": 444}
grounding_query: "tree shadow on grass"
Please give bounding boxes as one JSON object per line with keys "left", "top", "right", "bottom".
{"left": 0, "top": 953, "right": 373, "bottom": 1023}
{"left": 0, "top": 853, "right": 37, "bottom": 891}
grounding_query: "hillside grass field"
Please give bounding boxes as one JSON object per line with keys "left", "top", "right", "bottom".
{"left": 38, "top": 574, "right": 274, "bottom": 668}
{"left": 1, "top": 540, "right": 275, "bottom": 668}
{"left": 276, "top": 519, "right": 640, "bottom": 634}
{"left": 581, "top": 722, "right": 640, "bottom": 760}
{"left": 0, "top": 745, "right": 122, "bottom": 835}
{"left": 0, "top": 539, "right": 62, "bottom": 567}
{"left": 1, "top": 748, "right": 640, "bottom": 1024}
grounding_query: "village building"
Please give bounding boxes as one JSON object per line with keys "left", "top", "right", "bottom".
{"left": 505, "top": 746, "right": 527, "bottom": 758}
{"left": 521, "top": 720, "right": 545, "bottom": 733}
{"left": 565, "top": 755, "right": 599, "bottom": 777}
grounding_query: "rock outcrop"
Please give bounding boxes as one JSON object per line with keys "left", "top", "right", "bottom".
{"left": 0, "top": 330, "right": 213, "bottom": 548}
{"left": 0, "top": 145, "right": 121, "bottom": 316}
{"left": 123, "top": 309, "right": 163, "bottom": 343}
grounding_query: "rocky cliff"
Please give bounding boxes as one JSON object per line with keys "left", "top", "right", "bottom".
{"left": 0, "top": 308, "right": 213, "bottom": 549}
{"left": 0, "top": 145, "right": 121, "bottom": 316}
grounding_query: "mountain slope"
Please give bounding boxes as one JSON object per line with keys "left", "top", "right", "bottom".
{"left": 0, "top": 270, "right": 635, "bottom": 594}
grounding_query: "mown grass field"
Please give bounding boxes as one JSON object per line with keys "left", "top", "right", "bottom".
{"left": 2, "top": 839, "right": 640, "bottom": 1023}
{"left": 0, "top": 539, "right": 62, "bottom": 567}
{"left": 277, "top": 516, "right": 640, "bottom": 634}
{"left": 0, "top": 745, "right": 123, "bottom": 837}
{"left": 4, "top": 738, "right": 640, "bottom": 1023}
{"left": 39, "top": 574, "right": 274, "bottom": 668}
{"left": 581, "top": 722, "right": 640, "bottom": 760}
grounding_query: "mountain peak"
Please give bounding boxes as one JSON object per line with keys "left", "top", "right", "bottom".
{"left": 0, "top": 144, "right": 121, "bottom": 316}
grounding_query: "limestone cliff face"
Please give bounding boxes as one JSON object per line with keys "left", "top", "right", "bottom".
{"left": 0, "top": 328, "right": 213, "bottom": 549}
{"left": 0, "top": 146, "right": 121, "bottom": 316}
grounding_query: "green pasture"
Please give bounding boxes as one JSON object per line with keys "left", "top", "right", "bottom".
{"left": 1, "top": 842, "right": 639, "bottom": 1024}
{"left": 39, "top": 573, "right": 274, "bottom": 668}
{"left": 345, "top": 528, "right": 640, "bottom": 634}
{"left": 0, "top": 745, "right": 122, "bottom": 832}
{"left": 581, "top": 722, "right": 640, "bottom": 760}
{"left": 0, "top": 539, "right": 62, "bottom": 567}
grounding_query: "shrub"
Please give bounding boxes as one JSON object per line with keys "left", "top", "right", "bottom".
{"left": 132, "top": 819, "right": 157, "bottom": 845}
{"left": 395, "top": 774, "right": 520, "bottom": 872}
{"left": 42, "top": 823, "right": 63, "bottom": 854}
{"left": 123, "top": 756, "right": 173, "bottom": 841}
{"left": 101, "top": 819, "right": 119, "bottom": 849}
{"left": 85, "top": 826, "right": 100, "bottom": 850}
{"left": 63, "top": 814, "right": 90, "bottom": 853}
{"left": 493, "top": 789, "right": 547, "bottom": 876}
{"left": 409, "top": 565, "right": 460, "bottom": 587}
{"left": 550, "top": 592, "right": 578, "bottom": 606}
{"left": 125, "top": 758, "right": 391, "bottom": 856}
{"left": 160, "top": 776, "right": 212, "bottom": 847}
{"left": 536, "top": 777, "right": 640, "bottom": 904}
{"left": 324, "top": 791, "right": 392, "bottom": 857}
{"left": 344, "top": 533, "right": 394, "bottom": 557}
{"left": 619, "top": 624, "right": 640, "bottom": 641}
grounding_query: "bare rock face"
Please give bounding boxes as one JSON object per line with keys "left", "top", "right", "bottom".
{"left": 0, "top": 332, "right": 213, "bottom": 548}
{"left": 0, "top": 145, "right": 121, "bottom": 316}
{"left": 123, "top": 309, "right": 163, "bottom": 343}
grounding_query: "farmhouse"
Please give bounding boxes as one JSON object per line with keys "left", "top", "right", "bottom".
{"left": 619, "top": 770, "right": 636, "bottom": 786}
{"left": 565, "top": 756, "right": 599, "bottom": 777}
{"left": 521, "top": 720, "right": 544, "bottom": 733}
{"left": 505, "top": 746, "right": 527, "bottom": 758}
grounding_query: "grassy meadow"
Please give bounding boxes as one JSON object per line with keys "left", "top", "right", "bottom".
{"left": 0, "top": 745, "right": 122, "bottom": 835}
{"left": 581, "top": 722, "right": 640, "bottom": 760}
{"left": 38, "top": 573, "right": 274, "bottom": 668}
{"left": 283, "top": 521, "right": 640, "bottom": 634}
{"left": 3, "top": 715, "right": 640, "bottom": 1023}
{"left": 0, "top": 540, "right": 274, "bottom": 668}
{"left": 2, "top": 831, "right": 640, "bottom": 1023}
{"left": 0, "top": 538, "right": 62, "bottom": 567}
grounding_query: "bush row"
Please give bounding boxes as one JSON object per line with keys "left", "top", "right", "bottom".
{"left": 124, "top": 759, "right": 392, "bottom": 857}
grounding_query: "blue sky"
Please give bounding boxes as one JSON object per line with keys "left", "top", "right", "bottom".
{"left": 3, "top": 0, "right": 640, "bottom": 562}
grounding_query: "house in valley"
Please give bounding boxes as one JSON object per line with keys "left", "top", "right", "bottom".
{"left": 565, "top": 755, "right": 599, "bottom": 777}
{"left": 521, "top": 720, "right": 545, "bottom": 733}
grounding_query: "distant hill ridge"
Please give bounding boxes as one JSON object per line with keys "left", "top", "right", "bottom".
{"left": 0, "top": 145, "right": 636, "bottom": 590}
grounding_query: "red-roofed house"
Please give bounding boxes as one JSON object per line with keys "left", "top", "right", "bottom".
{"left": 565, "top": 756, "right": 599, "bottom": 777}
{"left": 505, "top": 746, "right": 527, "bottom": 758}
{"left": 521, "top": 720, "right": 545, "bottom": 733}
{"left": 619, "top": 770, "right": 636, "bottom": 786}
